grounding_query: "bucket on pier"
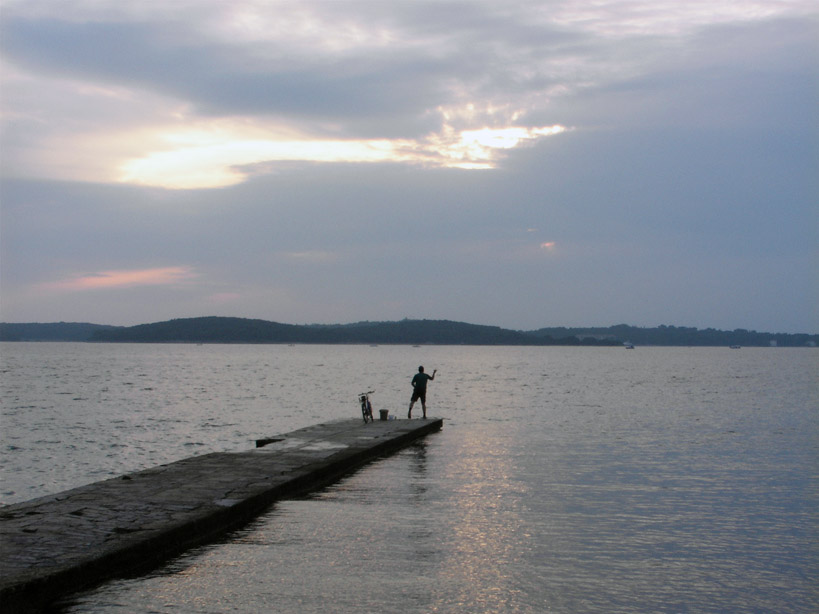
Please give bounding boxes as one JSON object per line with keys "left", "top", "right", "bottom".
{"left": 379, "top": 409, "right": 389, "bottom": 421}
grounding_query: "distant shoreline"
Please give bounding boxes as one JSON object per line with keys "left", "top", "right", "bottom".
{"left": 1, "top": 318, "right": 816, "bottom": 347}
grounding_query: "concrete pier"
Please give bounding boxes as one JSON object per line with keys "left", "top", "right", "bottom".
{"left": 0, "top": 418, "right": 443, "bottom": 613}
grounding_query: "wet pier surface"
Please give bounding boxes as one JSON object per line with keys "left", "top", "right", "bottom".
{"left": 0, "top": 417, "right": 443, "bottom": 613}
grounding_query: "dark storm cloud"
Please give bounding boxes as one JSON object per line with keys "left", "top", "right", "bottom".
{"left": 0, "top": 18, "right": 425, "bottom": 120}
{"left": 0, "top": 5, "right": 583, "bottom": 136}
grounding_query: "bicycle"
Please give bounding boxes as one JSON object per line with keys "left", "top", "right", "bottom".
{"left": 359, "top": 390, "right": 375, "bottom": 423}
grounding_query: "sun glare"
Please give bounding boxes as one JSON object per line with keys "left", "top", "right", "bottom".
{"left": 461, "top": 126, "right": 565, "bottom": 149}
{"left": 116, "top": 123, "right": 569, "bottom": 189}
{"left": 119, "top": 138, "right": 408, "bottom": 189}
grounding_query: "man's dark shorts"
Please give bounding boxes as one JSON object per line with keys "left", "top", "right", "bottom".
{"left": 411, "top": 388, "right": 426, "bottom": 403}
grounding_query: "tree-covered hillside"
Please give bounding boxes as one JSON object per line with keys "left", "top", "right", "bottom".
{"left": 2, "top": 318, "right": 815, "bottom": 346}
{"left": 0, "top": 322, "right": 119, "bottom": 341}
{"left": 528, "top": 324, "right": 817, "bottom": 347}
{"left": 86, "top": 317, "right": 617, "bottom": 345}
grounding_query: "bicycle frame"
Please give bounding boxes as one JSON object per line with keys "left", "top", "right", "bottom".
{"left": 359, "top": 390, "right": 374, "bottom": 423}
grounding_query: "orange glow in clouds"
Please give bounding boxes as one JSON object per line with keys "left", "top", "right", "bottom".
{"left": 46, "top": 266, "right": 195, "bottom": 291}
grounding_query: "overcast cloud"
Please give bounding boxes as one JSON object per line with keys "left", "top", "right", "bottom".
{"left": 1, "top": 0, "right": 816, "bottom": 332}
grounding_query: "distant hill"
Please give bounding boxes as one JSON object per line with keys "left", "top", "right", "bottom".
{"left": 0, "top": 322, "right": 120, "bottom": 342}
{"left": 1, "top": 318, "right": 816, "bottom": 346}
{"left": 528, "top": 324, "right": 818, "bottom": 348}
{"left": 85, "top": 317, "right": 616, "bottom": 346}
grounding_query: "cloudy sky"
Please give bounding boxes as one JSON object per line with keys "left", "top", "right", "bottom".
{"left": 1, "top": 0, "right": 816, "bottom": 332}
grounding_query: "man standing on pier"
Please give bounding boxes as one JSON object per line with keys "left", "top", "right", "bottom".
{"left": 408, "top": 366, "right": 436, "bottom": 419}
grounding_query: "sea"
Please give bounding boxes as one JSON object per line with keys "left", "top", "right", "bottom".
{"left": 1, "top": 342, "right": 817, "bottom": 613}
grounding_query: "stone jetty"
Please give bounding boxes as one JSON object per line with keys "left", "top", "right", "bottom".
{"left": 0, "top": 417, "right": 443, "bottom": 613}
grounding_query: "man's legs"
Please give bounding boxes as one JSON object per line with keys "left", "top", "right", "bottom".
{"left": 409, "top": 390, "right": 425, "bottom": 419}
{"left": 409, "top": 389, "right": 419, "bottom": 418}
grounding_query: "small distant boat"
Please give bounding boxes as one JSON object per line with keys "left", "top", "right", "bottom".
{"left": 624, "top": 342, "right": 635, "bottom": 349}
{"left": 730, "top": 345, "right": 741, "bottom": 349}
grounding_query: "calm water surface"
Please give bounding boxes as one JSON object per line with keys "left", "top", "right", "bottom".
{"left": 1, "top": 343, "right": 817, "bottom": 613}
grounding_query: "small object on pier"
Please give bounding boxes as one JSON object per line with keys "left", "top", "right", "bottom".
{"left": 255, "top": 437, "right": 284, "bottom": 448}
